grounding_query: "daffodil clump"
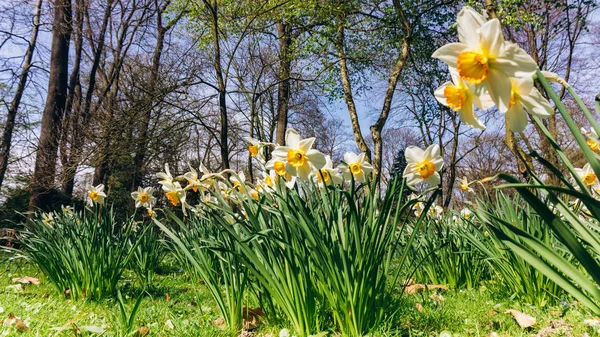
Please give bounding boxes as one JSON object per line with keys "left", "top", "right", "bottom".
{"left": 433, "top": 6, "right": 553, "bottom": 132}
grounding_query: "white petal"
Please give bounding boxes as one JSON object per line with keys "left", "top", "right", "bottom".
{"left": 404, "top": 146, "right": 424, "bottom": 164}
{"left": 478, "top": 19, "right": 504, "bottom": 57}
{"left": 298, "top": 138, "right": 315, "bottom": 153}
{"left": 520, "top": 88, "right": 553, "bottom": 117}
{"left": 431, "top": 43, "right": 468, "bottom": 68}
{"left": 297, "top": 163, "right": 312, "bottom": 180}
{"left": 272, "top": 146, "right": 290, "bottom": 160}
{"left": 344, "top": 152, "right": 359, "bottom": 164}
{"left": 306, "top": 150, "right": 326, "bottom": 170}
{"left": 434, "top": 82, "right": 453, "bottom": 107}
{"left": 506, "top": 101, "right": 528, "bottom": 132}
{"left": 457, "top": 6, "right": 486, "bottom": 47}
{"left": 485, "top": 69, "right": 512, "bottom": 112}
{"left": 424, "top": 173, "right": 441, "bottom": 186}
{"left": 285, "top": 129, "right": 301, "bottom": 148}
{"left": 424, "top": 144, "right": 440, "bottom": 160}
{"left": 459, "top": 97, "right": 486, "bottom": 130}
{"left": 493, "top": 43, "right": 537, "bottom": 78}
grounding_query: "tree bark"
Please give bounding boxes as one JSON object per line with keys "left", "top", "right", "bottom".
{"left": 28, "top": 0, "right": 72, "bottom": 213}
{"left": 0, "top": 0, "right": 43, "bottom": 190}
{"left": 335, "top": 19, "right": 371, "bottom": 161}
{"left": 274, "top": 21, "right": 292, "bottom": 146}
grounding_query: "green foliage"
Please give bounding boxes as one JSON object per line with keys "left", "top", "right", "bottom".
{"left": 15, "top": 206, "right": 144, "bottom": 300}
{"left": 157, "top": 210, "right": 249, "bottom": 333}
{"left": 410, "top": 214, "right": 489, "bottom": 289}
{"left": 470, "top": 193, "right": 565, "bottom": 307}
{"left": 128, "top": 224, "right": 166, "bottom": 287}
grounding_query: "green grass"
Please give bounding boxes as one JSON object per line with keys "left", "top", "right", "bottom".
{"left": 0, "top": 255, "right": 597, "bottom": 336}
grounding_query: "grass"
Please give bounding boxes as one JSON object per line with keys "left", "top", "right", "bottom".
{"left": 0, "top": 254, "right": 598, "bottom": 336}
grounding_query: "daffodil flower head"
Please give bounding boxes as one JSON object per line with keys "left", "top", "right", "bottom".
{"left": 460, "top": 207, "right": 472, "bottom": 219}
{"left": 61, "top": 205, "right": 74, "bottom": 216}
{"left": 432, "top": 6, "right": 538, "bottom": 112}
{"left": 313, "top": 155, "right": 344, "bottom": 186}
{"left": 41, "top": 212, "right": 55, "bottom": 226}
{"left": 504, "top": 76, "right": 553, "bottom": 132}
{"left": 581, "top": 127, "right": 600, "bottom": 152}
{"left": 402, "top": 144, "right": 444, "bottom": 188}
{"left": 162, "top": 181, "right": 187, "bottom": 215}
{"left": 459, "top": 176, "right": 474, "bottom": 193}
{"left": 131, "top": 186, "right": 156, "bottom": 209}
{"left": 271, "top": 129, "right": 326, "bottom": 180}
{"left": 87, "top": 184, "right": 107, "bottom": 206}
{"left": 179, "top": 163, "right": 204, "bottom": 192}
{"left": 340, "top": 152, "right": 372, "bottom": 183}
{"left": 244, "top": 136, "right": 265, "bottom": 162}
{"left": 157, "top": 163, "right": 174, "bottom": 185}
{"left": 434, "top": 68, "right": 493, "bottom": 130}
{"left": 229, "top": 171, "right": 246, "bottom": 192}
{"left": 575, "top": 163, "right": 598, "bottom": 188}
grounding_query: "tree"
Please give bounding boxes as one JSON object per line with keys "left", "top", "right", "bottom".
{"left": 28, "top": 0, "right": 72, "bottom": 213}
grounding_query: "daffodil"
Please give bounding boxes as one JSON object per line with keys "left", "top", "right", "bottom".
{"left": 131, "top": 186, "right": 156, "bottom": 209}
{"left": 179, "top": 164, "right": 204, "bottom": 192}
{"left": 504, "top": 76, "right": 553, "bottom": 132}
{"left": 340, "top": 152, "right": 373, "bottom": 183}
{"left": 403, "top": 144, "right": 444, "bottom": 187}
{"left": 87, "top": 184, "right": 107, "bottom": 206}
{"left": 256, "top": 171, "right": 276, "bottom": 193}
{"left": 244, "top": 136, "right": 265, "bottom": 162}
{"left": 313, "top": 155, "right": 344, "bottom": 186}
{"left": 428, "top": 204, "right": 444, "bottom": 219}
{"left": 434, "top": 68, "right": 493, "bottom": 129}
{"left": 460, "top": 208, "right": 472, "bottom": 219}
{"left": 575, "top": 163, "right": 599, "bottom": 188}
{"left": 61, "top": 205, "right": 74, "bottom": 216}
{"left": 271, "top": 129, "right": 326, "bottom": 180}
{"left": 41, "top": 212, "right": 55, "bottom": 226}
{"left": 162, "top": 181, "right": 187, "bottom": 215}
{"left": 581, "top": 127, "right": 600, "bottom": 152}
{"left": 459, "top": 176, "right": 474, "bottom": 193}
{"left": 432, "top": 6, "right": 537, "bottom": 112}
{"left": 265, "top": 160, "right": 297, "bottom": 189}
{"left": 147, "top": 208, "right": 155, "bottom": 218}
{"left": 230, "top": 171, "right": 246, "bottom": 192}
{"left": 157, "top": 163, "right": 174, "bottom": 185}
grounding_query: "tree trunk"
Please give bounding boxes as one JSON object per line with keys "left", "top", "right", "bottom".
{"left": 28, "top": 0, "right": 72, "bottom": 213}
{"left": 0, "top": 0, "right": 43, "bottom": 190}
{"left": 274, "top": 21, "right": 292, "bottom": 146}
{"left": 335, "top": 19, "right": 371, "bottom": 161}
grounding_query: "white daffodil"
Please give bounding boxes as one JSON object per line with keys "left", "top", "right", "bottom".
{"left": 147, "top": 208, "right": 156, "bottom": 218}
{"left": 256, "top": 171, "right": 276, "bottom": 193}
{"left": 41, "top": 212, "right": 55, "bottom": 226}
{"left": 434, "top": 68, "right": 493, "bottom": 130}
{"left": 265, "top": 159, "right": 297, "bottom": 189}
{"left": 157, "top": 163, "right": 174, "bottom": 185}
{"left": 428, "top": 204, "right": 444, "bottom": 219}
{"left": 162, "top": 181, "right": 187, "bottom": 215}
{"left": 131, "top": 186, "right": 156, "bottom": 209}
{"left": 178, "top": 163, "right": 204, "bottom": 192}
{"left": 581, "top": 127, "right": 600, "bottom": 152}
{"left": 459, "top": 176, "right": 474, "bottom": 193}
{"left": 87, "top": 184, "right": 107, "bottom": 206}
{"left": 61, "top": 205, "right": 74, "bottom": 216}
{"left": 271, "top": 129, "right": 326, "bottom": 180}
{"left": 244, "top": 136, "right": 265, "bottom": 162}
{"left": 340, "top": 152, "right": 373, "bottom": 183}
{"left": 460, "top": 208, "right": 472, "bottom": 219}
{"left": 403, "top": 144, "right": 444, "bottom": 187}
{"left": 574, "top": 163, "right": 599, "bottom": 188}
{"left": 230, "top": 171, "right": 246, "bottom": 192}
{"left": 313, "top": 155, "right": 344, "bottom": 186}
{"left": 504, "top": 76, "right": 553, "bottom": 132}
{"left": 432, "top": 6, "right": 537, "bottom": 112}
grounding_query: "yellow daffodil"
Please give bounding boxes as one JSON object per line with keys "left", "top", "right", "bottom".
{"left": 313, "top": 155, "right": 344, "bottom": 186}
{"left": 575, "top": 163, "right": 598, "bottom": 187}
{"left": 131, "top": 186, "right": 156, "bottom": 209}
{"left": 434, "top": 68, "right": 493, "bottom": 130}
{"left": 340, "top": 152, "right": 373, "bottom": 183}
{"left": 87, "top": 184, "right": 107, "bottom": 206}
{"left": 581, "top": 127, "right": 600, "bottom": 152}
{"left": 162, "top": 181, "right": 187, "bottom": 215}
{"left": 403, "top": 144, "right": 444, "bottom": 187}
{"left": 271, "top": 129, "right": 326, "bottom": 180}
{"left": 460, "top": 208, "right": 472, "bottom": 219}
{"left": 504, "top": 77, "right": 553, "bottom": 132}
{"left": 459, "top": 176, "right": 474, "bottom": 193}
{"left": 432, "top": 6, "right": 537, "bottom": 112}
{"left": 229, "top": 171, "right": 246, "bottom": 192}
{"left": 157, "top": 163, "right": 174, "bottom": 185}
{"left": 147, "top": 208, "right": 155, "bottom": 217}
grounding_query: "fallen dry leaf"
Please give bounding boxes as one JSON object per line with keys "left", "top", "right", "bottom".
{"left": 134, "top": 326, "right": 150, "bottom": 337}
{"left": 488, "top": 309, "right": 497, "bottom": 316}
{"left": 213, "top": 317, "right": 226, "bottom": 329}
{"left": 165, "top": 293, "right": 170, "bottom": 302}
{"left": 243, "top": 307, "right": 265, "bottom": 330}
{"left": 12, "top": 276, "right": 40, "bottom": 285}
{"left": 533, "top": 320, "right": 572, "bottom": 337}
{"left": 504, "top": 309, "right": 536, "bottom": 329}
{"left": 415, "top": 303, "right": 423, "bottom": 312}
{"left": 15, "top": 318, "right": 29, "bottom": 332}
{"left": 404, "top": 284, "right": 448, "bottom": 294}
{"left": 429, "top": 293, "right": 445, "bottom": 302}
